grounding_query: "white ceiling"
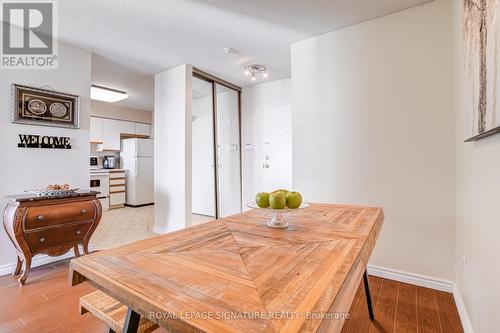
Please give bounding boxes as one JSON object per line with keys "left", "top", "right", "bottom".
{"left": 60, "top": 0, "right": 433, "bottom": 87}
{"left": 91, "top": 54, "right": 154, "bottom": 111}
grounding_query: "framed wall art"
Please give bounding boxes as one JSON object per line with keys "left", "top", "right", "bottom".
{"left": 11, "top": 84, "right": 80, "bottom": 129}
{"left": 463, "top": 0, "right": 500, "bottom": 141}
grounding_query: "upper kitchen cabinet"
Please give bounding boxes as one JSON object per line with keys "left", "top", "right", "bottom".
{"left": 118, "top": 120, "right": 136, "bottom": 137}
{"left": 90, "top": 117, "right": 104, "bottom": 144}
{"left": 101, "top": 118, "right": 122, "bottom": 151}
{"left": 93, "top": 117, "right": 151, "bottom": 151}
{"left": 101, "top": 119, "right": 135, "bottom": 151}
{"left": 135, "top": 123, "right": 151, "bottom": 137}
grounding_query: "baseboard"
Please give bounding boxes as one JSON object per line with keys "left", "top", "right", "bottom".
{"left": 367, "top": 264, "right": 474, "bottom": 332}
{"left": 367, "top": 264, "right": 454, "bottom": 292}
{"left": 0, "top": 245, "right": 96, "bottom": 276}
{"left": 124, "top": 203, "right": 154, "bottom": 208}
{"left": 0, "top": 252, "right": 74, "bottom": 276}
{"left": 452, "top": 284, "right": 475, "bottom": 333}
{"left": 152, "top": 226, "right": 169, "bottom": 234}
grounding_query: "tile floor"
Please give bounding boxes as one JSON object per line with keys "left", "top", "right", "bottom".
{"left": 90, "top": 205, "right": 156, "bottom": 250}
{"left": 191, "top": 213, "right": 215, "bottom": 225}
{"left": 90, "top": 206, "right": 217, "bottom": 250}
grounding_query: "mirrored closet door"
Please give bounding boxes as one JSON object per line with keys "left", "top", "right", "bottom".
{"left": 191, "top": 71, "right": 241, "bottom": 221}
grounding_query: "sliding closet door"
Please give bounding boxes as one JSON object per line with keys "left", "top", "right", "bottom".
{"left": 191, "top": 77, "right": 216, "bottom": 218}
{"left": 215, "top": 83, "right": 241, "bottom": 217}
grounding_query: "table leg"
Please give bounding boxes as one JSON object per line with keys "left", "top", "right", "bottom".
{"left": 122, "top": 308, "right": 141, "bottom": 333}
{"left": 363, "top": 269, "right": 375, "bottom": 320}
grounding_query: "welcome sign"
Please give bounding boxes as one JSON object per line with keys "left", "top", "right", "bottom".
{"left": 18, "top": 134, "right": 71, "bottom": 149}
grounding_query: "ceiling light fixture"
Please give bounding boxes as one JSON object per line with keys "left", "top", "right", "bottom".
{"left": 244, "top": 64, "right": 268, "bottom": 81}
{"left": 224, "top": 47, "right": 236, "bottom": 54}
{"left": 91, "top": 85, "right": 128, "bottom": 103}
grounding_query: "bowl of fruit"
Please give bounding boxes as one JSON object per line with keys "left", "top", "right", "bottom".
{"left": 248, "top": 189, "right": 308, "bottom": 229}
{"left": 30, "top": 184, "right": 79, "bottom": 197}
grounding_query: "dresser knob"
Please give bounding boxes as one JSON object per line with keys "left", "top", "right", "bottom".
{"left": 37, "top": 215, "right": 44, "bottom": 221}
{"left": 40, "top": 237, "right": 46, "bottom": 243}
{"left": 80, "top": 209, "right": 87, "bottom": 214}
{"left": 76, "top": 230, "right": 81, "bottom": 235}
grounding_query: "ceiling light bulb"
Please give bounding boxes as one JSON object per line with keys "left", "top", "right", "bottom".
{"left": 251, "top": 75, "right": 256, "bottom": 81}
{"left": 263, "top": 72, "right": 268, "bottom": 78}
{"left": 244, "top": 69, "right": 250, "bottom": 76}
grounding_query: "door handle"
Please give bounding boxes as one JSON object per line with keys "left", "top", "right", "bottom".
{"left": 263, "top": 163, "right": 270, "bottom": 169}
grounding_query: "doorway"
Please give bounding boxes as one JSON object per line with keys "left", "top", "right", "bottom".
{"left": 191, "top": 70, "right": 242, "bottom": 222}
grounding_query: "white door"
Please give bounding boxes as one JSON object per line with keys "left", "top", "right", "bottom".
{"left": 260, "top": 103, "right": 292, "bottom": 191}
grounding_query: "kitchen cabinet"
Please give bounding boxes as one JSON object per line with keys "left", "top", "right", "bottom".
{"left": 90, "top": 117, "right": 103, "bottom": 144}
{"left": 91, "top": 117, "right": 151, "bottom": 151}
{"left": 109, "top": 170, "right": 126, "bottom": 209}
{"left": 118, "top": 120, "right": 136, "bottom": 136}
{"left": 101, "top": 119, "right": 121, "bottom": 151}
{"left": 135, "top": 123, "right": 151, "bottom": 137}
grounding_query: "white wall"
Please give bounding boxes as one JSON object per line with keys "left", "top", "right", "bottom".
{"left": 192, "top": 96, "right": 215, "bottom": 216}
{"left": 453, "top": 0, "right": 500, "bottom": 331}
{"left": 291, "top": 0, "right": 455, "bottom": 280}
{"left": 154, "top": 65, "right": 192, "bottom": 232}
{"left": 0, "top": 42, "right": 91, "bottom": 270}
{"left": 241, "top": 79, "right": 291, "bottom": 208}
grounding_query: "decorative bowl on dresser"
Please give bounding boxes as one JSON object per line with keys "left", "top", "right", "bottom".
{"left": 2, "top": 191, "right": 102, "bottom": 285}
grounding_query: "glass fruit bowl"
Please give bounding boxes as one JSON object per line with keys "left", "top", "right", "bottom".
{"left": 247, "top": 202, "right": 309, "bottom": 229}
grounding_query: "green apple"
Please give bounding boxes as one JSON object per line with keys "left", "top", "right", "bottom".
{"left": 255, "top": 192, "right": 270, "bottom": 208}
{"left": 269, "top": 192, "right": 287, "bottom": 209}
{"left": 286, "top": 191, "right": 302, "bottom": 209}
{"left": 271, "top": 189, "right": 289, "bottom": 196}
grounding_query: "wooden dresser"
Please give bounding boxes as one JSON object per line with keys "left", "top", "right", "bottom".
{"left": 3, "top": 191, "right": 102, "bottom": 285}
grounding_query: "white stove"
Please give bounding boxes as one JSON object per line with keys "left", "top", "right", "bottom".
{"left": 90, "top": 170, "right": 109, "bottom": 211}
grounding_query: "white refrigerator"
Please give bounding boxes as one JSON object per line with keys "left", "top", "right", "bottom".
{"left": 121, "top": 138, "right": 154, "bottom": 206}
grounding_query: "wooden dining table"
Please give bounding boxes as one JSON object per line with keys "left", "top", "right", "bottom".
{"left": 69, "top": 203, "right": 384, "bottom": 333}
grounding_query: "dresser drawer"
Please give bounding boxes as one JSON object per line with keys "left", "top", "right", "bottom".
{"left": 24, "top": 201, "right": 95, "bottom": 230}
{"left": 25, "top": 222, "right": 92, "bottom": 252}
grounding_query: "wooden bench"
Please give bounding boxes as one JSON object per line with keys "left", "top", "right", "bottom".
{"left": 80, "top": 290, "right": 159, "bottom": 333}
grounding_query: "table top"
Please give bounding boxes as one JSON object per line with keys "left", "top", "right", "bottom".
{"left": 70, "top": 203, "right": 384, "bottom": 333}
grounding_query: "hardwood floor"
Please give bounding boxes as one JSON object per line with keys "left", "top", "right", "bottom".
{"left": 341, "top": 275, "right": 464, "bottom": 333}
{"left": 0, "top": 260, "right": 462, "bottom": 333}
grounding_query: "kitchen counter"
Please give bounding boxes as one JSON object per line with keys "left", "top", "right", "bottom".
{"left": 90, "top": 168, "right": 125, "bottom": 174}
